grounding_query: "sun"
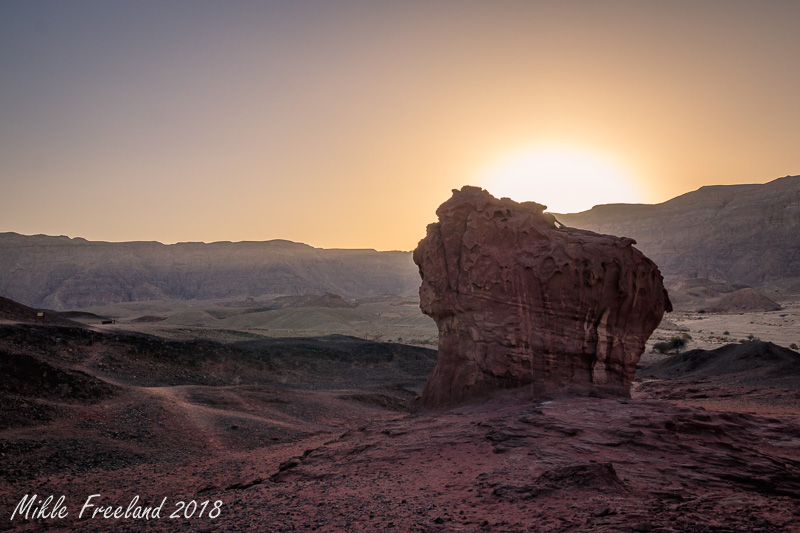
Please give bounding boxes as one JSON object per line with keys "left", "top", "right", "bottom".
{"left": 477, "top": 144, "right": 642, "bottom": 214}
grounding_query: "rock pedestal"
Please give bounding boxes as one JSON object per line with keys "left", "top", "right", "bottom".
{"left": 413, "top": 187, "right": 672, "bottom": 409}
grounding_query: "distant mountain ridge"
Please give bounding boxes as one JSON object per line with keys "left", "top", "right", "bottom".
{"left": 2, "top": 175, "right": 798, "bottom": 310}
{"left": 557, "top": 175, "right": 800, "bottom": 287}
{"left": 0, "top": 234, "right": 420, "bottom": 310}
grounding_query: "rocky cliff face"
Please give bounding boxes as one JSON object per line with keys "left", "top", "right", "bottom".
{"left": 414, "top": 187, "right": 671, "bottom": 408}
{"left": 0, "top": 234, "right": 420, "bottom": 309}
{"left": 557, "top": 175, "right": 800, "bottom": 287}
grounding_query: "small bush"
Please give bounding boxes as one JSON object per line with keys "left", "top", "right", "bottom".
{"left": 653, "top": 342, "right": 672, "bottom": 354}
{"left": 791, "top": 343, "right": 799, "bottom": 350}
{"left": 670, "top": 337, "right": 687, "bottom": 351}
{"left": 653, "top": 336, "right": 687, "bottom": 354}
{"left": 723, "top": 330, "right": 730, "bottom": 336}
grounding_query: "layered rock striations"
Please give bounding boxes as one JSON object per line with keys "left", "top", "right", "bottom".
{"left": 414, "top": 187, "right": 671, "bottom": 408}
{"left": 556, "top": 175, "right": 800, "bottom": 286}
{"left": 0, "top": 234, "right": 420, "bottom": 309}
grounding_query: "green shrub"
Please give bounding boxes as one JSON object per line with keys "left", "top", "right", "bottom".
{"left": 723, "top": 330, "right": 730, "bottom": 336}
{"left": 653, "top": 342, "right": 672, "bottom": 354}
{"left": 791, "top": 343, "right": 799, "bottom": 350}
{"left": 653, "top": 336, "right": 687, "bottom": 354}
{"left": 669, "top": 337, "right": 687, "bottom": 351}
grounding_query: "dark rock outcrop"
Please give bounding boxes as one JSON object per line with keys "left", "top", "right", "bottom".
{"left": 641, "top": 341, "right": 800, "bottom": 383}
{"left": 414, "top": 186, "right": 671, "bottom": 408}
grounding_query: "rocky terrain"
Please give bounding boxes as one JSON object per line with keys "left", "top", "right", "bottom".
{"left": 1, "top": 305, "right": 799, "bottom": 531}
{"left": 557, "top": 175, "right": 800, "bottom": 289}
{"left": 414, "top": 187, "right": 670, "bottom": 408}
{"left": 0, "top": 297, "right": 440, "bottom": 531}
{"left": 0, "top": 234, "right": 419, "bottom": 310}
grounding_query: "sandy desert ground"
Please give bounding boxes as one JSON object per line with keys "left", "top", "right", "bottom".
{"left": 75, "top": 296, "right": 440, "bottom": 346}
{"left": 69, "top": 291, "right": 800, "bottom": 349}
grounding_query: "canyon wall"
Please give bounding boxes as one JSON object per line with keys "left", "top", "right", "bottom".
{"left": 0, "top": 234, "right": 419, "bottom": 309}
{"left": 557, "top": 175, "right": 800, "bottom": 286}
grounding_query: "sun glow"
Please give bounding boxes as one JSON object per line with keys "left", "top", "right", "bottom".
{"left": 478, "top": 145, "right": 642, "bottom": 214}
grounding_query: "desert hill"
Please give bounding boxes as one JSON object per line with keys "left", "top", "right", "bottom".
{"left": 641, "top": 340, "right": 800, "bottom": 385}
{"left": 705, "top": 287, "right": 782, "bottom": 313}
{"left": 557, "top": 175, "right": 800, "bottom": 287}
{"left": 0, "top": 234, "right": 419, "bottom": 310}
{"left": 0, "top": 295, "right": 82, "bottom": 326}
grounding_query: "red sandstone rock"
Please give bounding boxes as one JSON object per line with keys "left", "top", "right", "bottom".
{"left": 413, "top": 186, "right": 672, "bottom": 408}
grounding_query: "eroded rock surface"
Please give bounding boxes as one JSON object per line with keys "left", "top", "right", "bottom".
{"left": 414, "top": 186, "right": 671, "bottom": 408}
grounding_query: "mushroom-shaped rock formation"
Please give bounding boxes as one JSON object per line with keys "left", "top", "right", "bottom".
{"left": 413, "top": 186, "right": 672, "bottom": 409}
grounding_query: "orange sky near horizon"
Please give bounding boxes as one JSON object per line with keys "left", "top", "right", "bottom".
{"left": 1, "top": 1, "right": 798, "bottom": 251}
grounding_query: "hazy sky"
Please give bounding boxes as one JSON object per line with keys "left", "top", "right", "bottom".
{"left": 2, "top": 1, "right": 798, "bottom": 250}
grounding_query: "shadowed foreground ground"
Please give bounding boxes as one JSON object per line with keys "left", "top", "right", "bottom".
{"left": 1, "top": 321, "right": 799, "bottom": 532}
